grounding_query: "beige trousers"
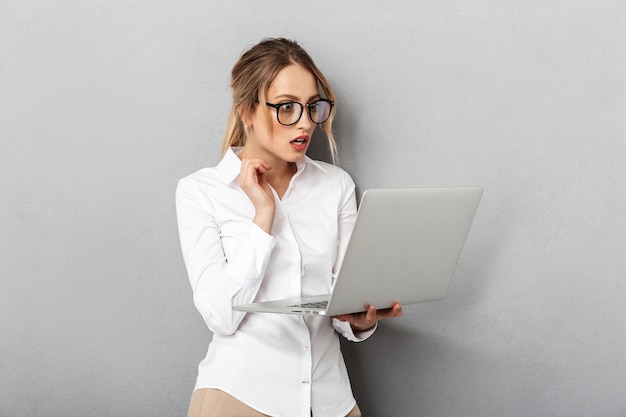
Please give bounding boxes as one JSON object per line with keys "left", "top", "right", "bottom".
{"left": 187, "top": 389, "right": 362, "bottom": 417}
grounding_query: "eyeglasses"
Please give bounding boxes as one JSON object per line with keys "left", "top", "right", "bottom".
{"left": 265, "top": 99, "right": 334, "bottom": 126}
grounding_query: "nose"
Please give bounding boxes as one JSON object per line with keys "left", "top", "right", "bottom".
{"left": 296, "top": 109, "right": 313, "bottom": 131}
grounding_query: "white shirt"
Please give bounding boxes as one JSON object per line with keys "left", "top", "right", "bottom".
{"left": 176, "top": 147, "right": 376, "bottom": 417}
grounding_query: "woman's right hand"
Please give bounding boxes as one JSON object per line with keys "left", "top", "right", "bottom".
{"left": 238, "top": 158, "right": 275, "bottom": 234}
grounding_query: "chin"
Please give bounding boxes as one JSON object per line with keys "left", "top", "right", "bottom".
{"left": 284, "top": 150, "right": 307, "bottom": 162}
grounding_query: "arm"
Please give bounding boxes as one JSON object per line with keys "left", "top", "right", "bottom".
{"left": 176, "top": 178, "right": 275, "bottom": 336}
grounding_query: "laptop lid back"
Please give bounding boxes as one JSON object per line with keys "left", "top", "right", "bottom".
{"left": 325, "top": 187, "right": 482, "bottom": 316}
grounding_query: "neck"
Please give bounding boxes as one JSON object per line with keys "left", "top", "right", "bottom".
{"left": 237, "top": 148, "right": 298, "bottom": 198}
{"left": 265, "top": 160, "right": 297, "bottom": 184}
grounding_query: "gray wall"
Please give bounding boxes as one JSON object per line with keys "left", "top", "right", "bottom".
{"left": 2, "top": 1, "right": 625, "bottom": 416}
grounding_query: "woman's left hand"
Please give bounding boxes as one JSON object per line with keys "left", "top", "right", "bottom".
{"left": 333, "top": 303, "right": 403, "bottom": 332}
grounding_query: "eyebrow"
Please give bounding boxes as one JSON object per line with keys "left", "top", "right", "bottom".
{"left": 271, "top": 93, "right": 321, "bottom": 103}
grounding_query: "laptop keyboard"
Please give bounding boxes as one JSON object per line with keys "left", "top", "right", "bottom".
{"left": 288, "top": 301, "right": 328, "bottom": 309}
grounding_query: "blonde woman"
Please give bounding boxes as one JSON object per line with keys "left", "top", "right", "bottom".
{"left": 176, "top": 38, "right": 402, "bottom": 417}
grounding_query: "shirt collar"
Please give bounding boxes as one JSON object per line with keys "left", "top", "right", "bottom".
{"left": 217, "top": 147, "right": 329, "bottom": 184}
{"left": 216, "top": 147, "right": 244, "bottom": 184}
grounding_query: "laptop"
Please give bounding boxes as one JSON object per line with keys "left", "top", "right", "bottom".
{"left": 233, "top": 187, "right": 483, "bottom": 316}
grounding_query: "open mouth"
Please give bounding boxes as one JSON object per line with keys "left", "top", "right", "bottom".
{"left": 290, "top": 137, "right": 309, "bottom": 151}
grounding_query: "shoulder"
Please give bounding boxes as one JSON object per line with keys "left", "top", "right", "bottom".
{"left": 175, "top": 166, "right": 226, "bottom": 206}
{"left": 177, "top": 167, "right": 219, "bottom": 189}
{"left": 305, "top": 158, "right": 354, "bottom": 184}
{"left": 179, "top": 148, "right": 241, "bottom": 192}
{"left": 301, "top": 158, "right": 356, "bottom": 202}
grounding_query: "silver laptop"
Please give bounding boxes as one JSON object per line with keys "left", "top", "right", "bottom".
{"left": 233, "top": 187, "right": 483, "bottom": 316}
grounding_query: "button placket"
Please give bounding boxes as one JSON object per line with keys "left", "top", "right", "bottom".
{"left": 280, "top": 210, "right": 302, "bottom": 298}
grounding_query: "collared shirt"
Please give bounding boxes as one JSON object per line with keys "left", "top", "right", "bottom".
{"left": 176, "top": 147, "right": 375, "bottom": 417}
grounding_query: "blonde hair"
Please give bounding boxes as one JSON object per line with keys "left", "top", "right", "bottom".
{"left": 220, "top": 38, "right": 338, "bottom": 163}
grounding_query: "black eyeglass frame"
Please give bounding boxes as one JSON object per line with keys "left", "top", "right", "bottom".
{"left": 265, "top": 98, "right": 334, "bottom": 126}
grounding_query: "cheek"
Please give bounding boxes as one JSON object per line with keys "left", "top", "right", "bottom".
{"left": 269, "top": 120, "right": 294, "bottom": 142}
{"left": 262, "top": 110, "right": 281, "bottom": 137}
{"left": 249, "top": 114, "right": 274, "bottom": 141}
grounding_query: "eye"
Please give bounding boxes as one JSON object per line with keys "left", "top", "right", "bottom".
{"left": 280, "top": 102, "right": 296, "bottom": 112}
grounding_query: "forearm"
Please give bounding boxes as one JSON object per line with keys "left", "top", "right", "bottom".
{"left": 186, "top": 223, "right": 276, "bottom": 335}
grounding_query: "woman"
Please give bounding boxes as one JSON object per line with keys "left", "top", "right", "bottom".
{"left": 176, "top": 38, "right": 402, "bottom": 417}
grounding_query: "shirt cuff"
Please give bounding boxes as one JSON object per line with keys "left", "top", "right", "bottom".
{"left": 332, "top": 319, "right": 378, "bottom": 342}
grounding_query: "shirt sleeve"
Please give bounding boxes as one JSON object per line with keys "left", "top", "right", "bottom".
{"left": 332, "top": 318, "right": 378, "bottom": 342}
{"left": 330, "top": 171, "right": 378, "bottom": 342}
{"left": 175, "top": 178, "right": 276, "bottom": 335}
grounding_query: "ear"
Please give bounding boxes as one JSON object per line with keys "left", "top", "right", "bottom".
{"left": 237, "top": 105, "right": 253, "bottom": 130}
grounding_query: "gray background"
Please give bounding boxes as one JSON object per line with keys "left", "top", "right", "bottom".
{"left": 2, "top": 1, "right": 625, "bottom": 416}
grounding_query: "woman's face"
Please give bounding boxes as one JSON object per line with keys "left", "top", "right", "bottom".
{"left": 244, "top": 64, "right": 320, "bottom": 165}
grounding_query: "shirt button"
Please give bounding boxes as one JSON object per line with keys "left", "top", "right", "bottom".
{"left": 302, "top": 380, "right": 310, "bottom": 384}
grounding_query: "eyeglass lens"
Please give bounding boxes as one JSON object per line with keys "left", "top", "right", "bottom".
{"left": 277, "top": 100, "right": 332, "bottom": 125}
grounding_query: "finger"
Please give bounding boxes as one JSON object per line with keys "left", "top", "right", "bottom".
{"left": 259, "top": 161, "right": 272, "bottom": 172}
{"left": 393, "top": 303, "right": 403, "bottom": 317}
{"left": 239, "top": 161, "right": 255, "bottom": 183}
{"left": 253, "top": 165, "right": 271, "bottom": 185}
{"left": 254, "top": 162, "right": 272, "bottom": 177}
{"left": 243, "top": 159, "right": 271, "bottom": 172}
{"left": 383, "top": 303, "right": 402, "bottom": 318}
{"left": 240, "top": 160, "right": 271, "bottom": 186}
{"left": 374, "top": 304, "right": 402, "bottom": 320}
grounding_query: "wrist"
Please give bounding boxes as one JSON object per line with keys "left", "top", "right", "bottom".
{"left": 351, "top": 322, "right": 376, "bottom": 333}
{"left": 253, "top": 209, "right": 275, "bottom": 234}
